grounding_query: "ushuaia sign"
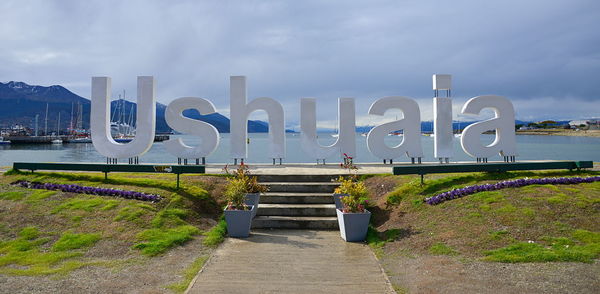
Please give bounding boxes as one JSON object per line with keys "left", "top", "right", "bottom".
{"left": 90, "top": 74, "right": 517, "bottom": 163}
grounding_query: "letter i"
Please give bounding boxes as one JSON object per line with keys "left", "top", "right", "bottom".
{"left": 432, "top": 74, "right": 453, "bottom": 163}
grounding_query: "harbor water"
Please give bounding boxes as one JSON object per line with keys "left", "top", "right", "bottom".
{"left": 0, "top": 133, "right": 599, "bottom": 167}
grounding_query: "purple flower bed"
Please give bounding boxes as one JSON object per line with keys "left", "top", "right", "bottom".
{"left": 425, "top": 176, "right": 600, "bottom": 205}
{"left": 12, "top": 180, "right": 162, "bottom": 203}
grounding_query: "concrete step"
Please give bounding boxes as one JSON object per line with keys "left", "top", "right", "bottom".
{"left": 256, "top": 174, "right": 345, "bottom": 183}
{"left": 260, "top": 192, "right": 334, "bottom": 204}
{"left": 262, "top": 182, "right": 339, "bottom": 193}
{"left": 252, "top": 216, "right": 339, "bottom": 230}
{"left": 257, "top": 204, "right": 336, "bottom": 216}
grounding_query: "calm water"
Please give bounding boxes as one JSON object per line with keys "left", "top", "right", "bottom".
{"left": 0, "top": 133, "right": 599, "bottom": 166}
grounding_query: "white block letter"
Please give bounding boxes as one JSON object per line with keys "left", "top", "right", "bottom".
{"left": 432, "top": 74, "right": 453, "bottom": 160}
{"left": 164, "top": 97, "right": 220, "bottom": 159}
{"left": 366, "top": 96, "right": 423, "bottom": 160}
{"left": 300, "top": 98, "right": 356, "bottom": 160}
{"left": 433, "top": 97, "right": 453, "bottom": 159}
{"left": 91, "top": 76, "right": 156, "bottom": 159}
{"left": 230, "top": 76, "right": 285, "bottom": 160}
{"left": 460, "top": 95, "right": 517, "bottom": 159}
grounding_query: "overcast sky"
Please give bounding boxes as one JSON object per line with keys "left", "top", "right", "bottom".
{"left": 1, "top": 0, "right": 599, "bottom": 128}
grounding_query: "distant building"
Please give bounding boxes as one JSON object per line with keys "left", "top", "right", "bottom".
{"left": 569, "top": 119, "right": 600, "bottom": 130}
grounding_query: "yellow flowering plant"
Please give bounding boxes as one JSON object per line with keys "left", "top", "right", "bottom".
{"left": 224, "top": 177, "right": 250, "bottom": 210}
{"left": 334, "top": 176, "right": 369, "bottom": 213}
{"left": 223, "top": 163, "right": 267, "bottom": 210}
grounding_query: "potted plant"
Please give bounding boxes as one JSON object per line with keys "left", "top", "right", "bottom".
{"left": 226, "top": 163, "right": 267, "bottom": 219}
{"left": 333, "top": 176, "right": 351, "bottom": 209}
{"left": 223, "top": 177, "right": 254, "bottom": 238}
{"left": 333, "top": 154, "right": 358, "bottom": 209}
{"left": 336, "top": 179, "right": 370, "bottom": 242}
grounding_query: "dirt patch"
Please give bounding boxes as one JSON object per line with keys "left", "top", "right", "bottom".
{"left": 363, "top": 176, "right": 405, "bottom": 228}
{"left": 364, "top": 175, "right": 401, "bottom": 202}
{"left": 83, "top": 239, "right": 133, "bottom": 259}
{"left": 0, "top": 238, "right": 213, "bottom": 294}
{"left": 363, "top": 175, "right": 418, "bottom": 232}
{"left": 381, "top": 253, "right": 600, "bottom": 294}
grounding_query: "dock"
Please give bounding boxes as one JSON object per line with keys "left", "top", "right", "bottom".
{"left": 5, "top": 135, "right": 170, "bottom": 144}
{"left": 4, "top": 136, "right": 67, "bottom": 144}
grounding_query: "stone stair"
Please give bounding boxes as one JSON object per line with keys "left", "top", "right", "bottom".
{"left": 252, "top": 174, "right": 344, "bottom": 230}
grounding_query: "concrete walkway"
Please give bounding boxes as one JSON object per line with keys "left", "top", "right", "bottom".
{"left": 208, "top": 163, "right": 394, "bottom": 175}
{"left": 186, "top": 230, "right": 395, "bottom": 293}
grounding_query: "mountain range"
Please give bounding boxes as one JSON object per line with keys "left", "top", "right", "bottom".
{"left": 0, "top": 81, "right": 266, "bottom": 133}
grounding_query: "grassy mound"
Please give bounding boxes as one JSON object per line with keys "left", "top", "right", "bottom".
{"left": 368, "top": 170, "right": 600, "bottom": 263}
{"left": 0, "top": 170, "right": 228, "bottom": 276}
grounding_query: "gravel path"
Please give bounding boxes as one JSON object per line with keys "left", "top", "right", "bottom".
{"left": 380, "top": 254, "right": 600, "bottom": 294}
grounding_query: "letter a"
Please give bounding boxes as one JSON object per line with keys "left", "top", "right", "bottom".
{"left": 366, "top": 96, "right": 423, "bottom": 160}
{"left": 460, "top": 95, "right": 517, "bottom": 159}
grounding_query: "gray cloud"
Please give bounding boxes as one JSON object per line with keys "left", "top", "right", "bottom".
{"left": 1, "top": 0, "right": 599, "bottom": 123}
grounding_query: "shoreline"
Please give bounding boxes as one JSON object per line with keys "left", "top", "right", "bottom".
{"left": 516, "top": 129, "right": 600, "bottom": 137}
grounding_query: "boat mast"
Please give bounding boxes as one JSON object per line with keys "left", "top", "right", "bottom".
{"left": 44, "top": 103, "right": 49, "bottom": 136}
{"left": 76, "top": 103, "right": 83, "bottom": 130}
{"left": 34, "top": 114, "right": 39, "bottom": 136}
{"left": 121, "top": 90, "right": 126, "bottom": 125}
{"left": 57, "top": 112, "right": 61, "bottom": 136}
{"left": 70, "top": 102, "right": 74, "bottom": 133}
{"left": 111, "top": 95, "right": 120, "bottom": 123}
{"left": 128, "top": 103, "right": 135, "bottom": 135}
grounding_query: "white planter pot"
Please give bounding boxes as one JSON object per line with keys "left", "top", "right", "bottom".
{"left": 332, "top": 193, "right": 348, "bottom": 210}
{"left": 244, "top": 193, "right": 260, "bottom": 219}
{"left": 224, "top": 205, "right": 254, "bottom": 238}
{"left": 336, "top": 209, "right": 371, "bottom": 242}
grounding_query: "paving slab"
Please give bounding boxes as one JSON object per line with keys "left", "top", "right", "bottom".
{"left": 186, "top": 230, "right": 395, "bottom": 294}
{"left": 208, "top": 163, "right": 393, "bottom": 175}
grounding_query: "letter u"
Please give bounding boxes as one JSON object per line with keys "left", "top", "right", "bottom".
{"left": 91, "top": 76, "right": 156, "bottom": 159}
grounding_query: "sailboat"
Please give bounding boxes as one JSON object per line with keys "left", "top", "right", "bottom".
{"left": 110, "top": 93, "right": 135, "bottom": 143}
{"left": 66, "top": 102, "right": 92, "bottom": 143}
{"left": 51, "top": 112, "right": 63, "bottom": 144}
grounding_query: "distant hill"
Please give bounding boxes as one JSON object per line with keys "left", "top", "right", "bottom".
{"left": 0, "top": 81, "right": 91, "bottom": 132}
{"left": 356, "top": 120, "right": 537, "bottom": 133}
{"left": 0, "top": 81, "right": 268, "bottom": 133}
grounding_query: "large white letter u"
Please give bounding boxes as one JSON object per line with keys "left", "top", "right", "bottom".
{"left": 91, "top": 76, "right": 156, "bottom": 159}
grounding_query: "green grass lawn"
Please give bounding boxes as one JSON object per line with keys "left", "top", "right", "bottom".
{"left": 0, "top": 170, "right": 228, "bottom": 278}
{"left": 368, "top": 170, "right": 600, "bottom": 263}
